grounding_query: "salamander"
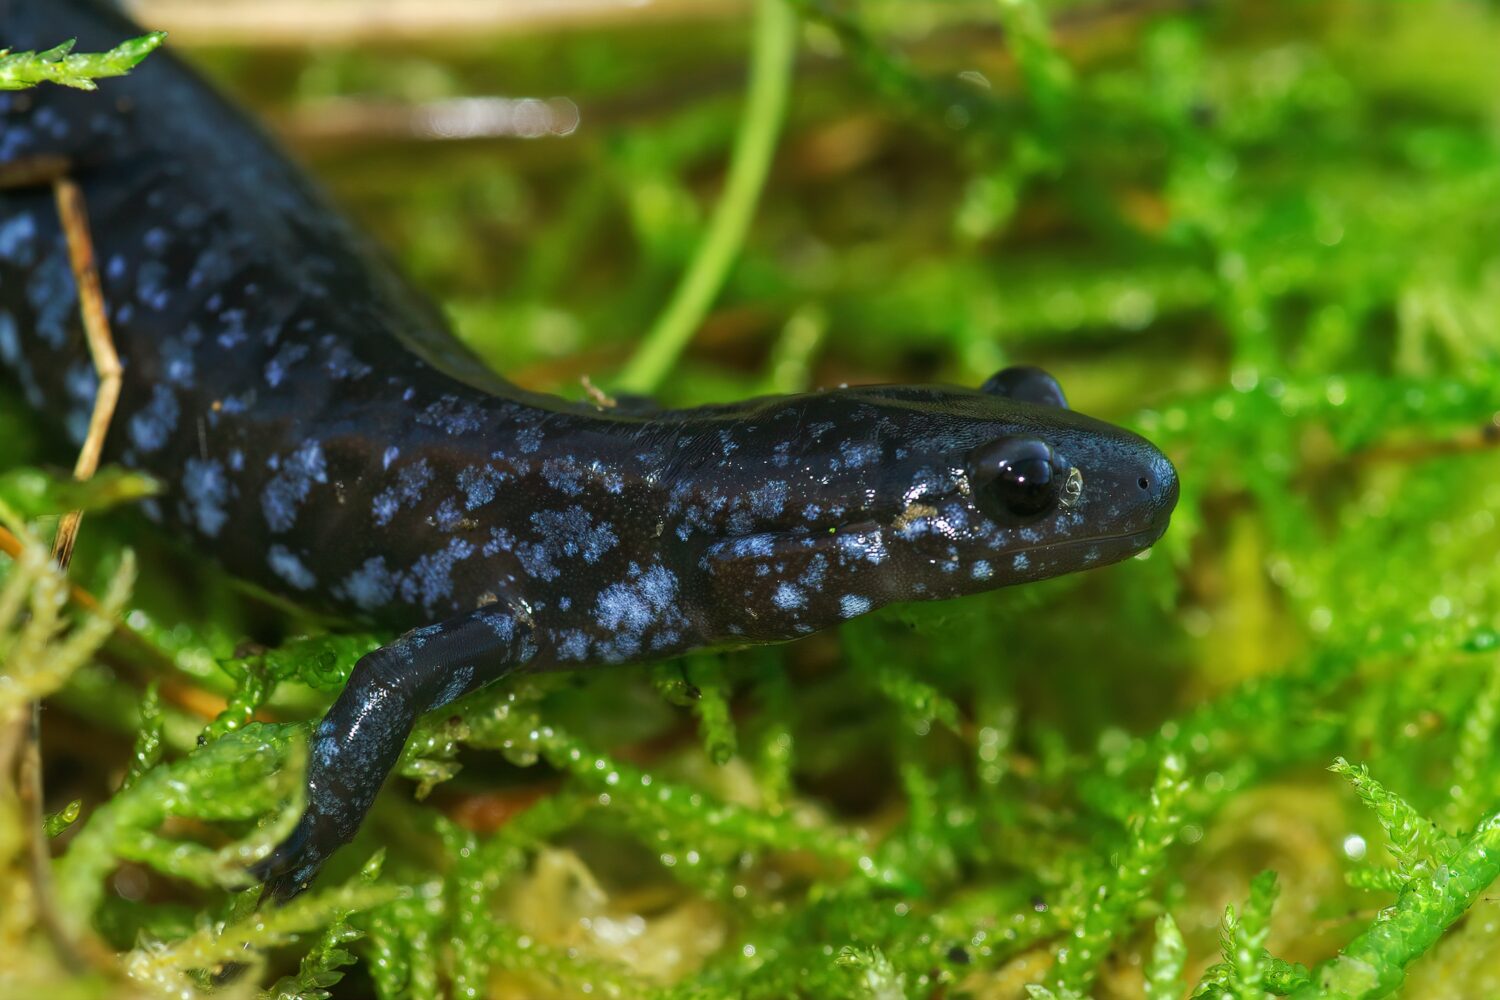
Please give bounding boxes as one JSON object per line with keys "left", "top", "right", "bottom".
{"left": 0, "top": 0, "right": 1178, "bottom": 902}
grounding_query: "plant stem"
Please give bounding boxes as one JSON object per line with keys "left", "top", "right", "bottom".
{"left": 614, "top": 0, "right": 796, "bottom": 395}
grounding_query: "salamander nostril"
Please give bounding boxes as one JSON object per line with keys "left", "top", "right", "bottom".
{"left": 1138, "top": 476, "right": 1150, "bottom": 491}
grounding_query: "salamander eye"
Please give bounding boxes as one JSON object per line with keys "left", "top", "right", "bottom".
{"left": 979, "top": 366, "right": 1069, "bottom": 409}
{"left": 967, "top": 437, "right": 1062, "bottom": 519}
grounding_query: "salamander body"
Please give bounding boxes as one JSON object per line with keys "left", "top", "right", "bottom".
{"left": 0, "top": 0, "right": 1178, "bottom": 899}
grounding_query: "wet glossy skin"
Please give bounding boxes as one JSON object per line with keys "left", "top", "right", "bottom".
{"left": 0, "top": 0, "right": 1178, "bottom": 900}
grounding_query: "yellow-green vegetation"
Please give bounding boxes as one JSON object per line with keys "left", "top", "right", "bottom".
{"left": 0, "top": 32, "right": 165, "bottom": 91}
{"left": 5, "top": 1, "right": 1500, "bottom": 997}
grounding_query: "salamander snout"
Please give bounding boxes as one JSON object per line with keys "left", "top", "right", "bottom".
{"left": 1136, "top": 450, "right": 1180, "bottom": 536}
{"left": 1077, "top": 441, "right": 1179, "bottom": 557}
{"left": 1140, "top": 452, "right": 1176, "bottom": 530}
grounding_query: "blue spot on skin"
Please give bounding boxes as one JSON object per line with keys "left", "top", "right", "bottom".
{"left": 836, "top": 531, "right": 888, "bottom": 566}
{"left": 431, "top": 665, "right": 475, "bottom": 708}
{"left": 1012, "top": 553, "right": 1031, "bottom": 571}
{"left": 400, "top": 538, "right": 475, "bottom": 611}
{"left": 322, "top": 338, "right": 373, "bottom": 380}
{"left": 772, "top": 582, "right": 805, "bottom": 611}
{"left": 28, "top": 251, "right": 76, "bottom": 347}
{"left": 382, "top": 447, "right": 400, "bottom": 470}
{"left": 458, "top": 464, "right": 506, "bottom": 510}
{"left": 434, "top": 497, "right": 464, "bottom": 531}
{"left": 183, "top": 458, "right": 230, "bottom": 537}
{"left": 33, "top": 106, "right": 67, "bottom": 139}
{"left": 637, "top": 564, "right": 678, "bottom": 609}
{"left": 0, "top": 312, "right": 17, "bottom": 367}
{"left": 407, "top": 623, "right": 445, "bottom": 646}
{"left": 128, "top": 384, "right": 179, "bottom": 453}
{"left": 895, "top": 513, "right": 938, "bottom": 541}
{"left": 531, "top": 506, "right": 618, "bottom": 564}
{"left": 556, "top": 630, "right": 589, "bottom": 660}
{"left": 516, "top": 425, "right": 543, "bottom": 453}
{"left": 719, "top": 535, "right": 774, "bottom": 560}
{"left": 265, "top": 342, "right": 310, "bottom": 387}
{"left": 840, "top": 440, "right": 880, "bottom": 468}
{"left": 594, "top": 564, "right": 683, "bottom": 652}
{"left": 800, "top": 555, "right": 828, "bottom": 590}
{"left": 516, "top": 506, "right": 617, "bottom": 583}
{"left": 840, "top": 595, "right": 871, "bottom": 618}
{"left": 0, "top": 215, "right": 37, "bottom": 266}
{"left": 261, "top": 441, "right": 328, "bottom": 532}
{"left": 541, "top": 459, "right": 584, "bottom": 496}
{"left": 175, "top": 202, "right": 208, "bottom": 229}
{"left": 416, "top": 395, "right": 485, "bottom": 435}
{"left": 135, "top": 259, "right": 172, "bottom": 311}
{"left": 516, "top": 541, "right": 559, "bottom": 582}
{"left": 61, "top": 362, "right": 98, "bottom": 445}
{"left": 160, "top": 337, "right": 196, "bottom": 386}
{"left": 372, "top": 459, "right": 431, "bottom": 527}
{"left": 597, "top": 464, "right": 626, "bottom": 494}
{"left": 972, "top": 560, "right": 993, "bottom": 580}
{"left": 190, "top": 244, "right": 232, "bottom": 292}
{"left": 483, "top": 527, "right": 516, "bottom": 558}
{"left": 650, "top": 630, "right": 683, "bottom": 652}
{"left": 216, "top": 308, "right": 248, "bottom": 349}
{"left": 314, "top": 735, "right": 338, "bottom": 769}
{"left": 143, "top": 226, "right": 170, "bottom": 255}
{"left": 268, "top": 545, "right": 316, "bottom": 590}
{"left": 481, "top": 611, "right": 519, "bottom": 643}
{"left": 338, "top": 557, "right": 397, "bottom": 611}
{"left": 748, "top": 481, "right": 788, "bottom": 518}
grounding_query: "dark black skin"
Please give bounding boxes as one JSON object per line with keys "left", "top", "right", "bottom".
{"left": 0, "top": 0, "right": 1178, "bottom": 901}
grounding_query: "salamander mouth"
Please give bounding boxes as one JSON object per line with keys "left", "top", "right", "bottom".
{"left": 996, "top": 524, "right": 1170, "bottom": 578}
{"left": 1007, "top": 524, "right": 1168, "bottom": 560}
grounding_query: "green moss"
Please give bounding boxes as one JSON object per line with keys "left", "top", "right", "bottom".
{"left": 0, "top": 32, "right": 164, "bottom": 91}
{"left": 6, "top": 1, "right": 1500, "bottom": 996}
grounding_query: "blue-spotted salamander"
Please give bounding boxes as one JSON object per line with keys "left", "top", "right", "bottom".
{"left": 0, "top": 0, "right": 1178, "bottom": 901}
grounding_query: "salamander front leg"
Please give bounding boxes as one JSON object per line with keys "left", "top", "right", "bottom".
{"left": 250, "top": 603, "right": 537, "bottom": 903}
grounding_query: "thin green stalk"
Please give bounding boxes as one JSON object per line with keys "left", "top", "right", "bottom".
{"left": 614, "top": 0, "right": 797, "bottom": 395}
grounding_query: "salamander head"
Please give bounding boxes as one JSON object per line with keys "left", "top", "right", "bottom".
{"left": 892, "top": 394, "right": 1174, "bottom": 588}
{"left": 696, "top": 366, "right": 1178, "bottom": 640}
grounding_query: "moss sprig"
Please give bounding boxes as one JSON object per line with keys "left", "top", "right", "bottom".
{"left": 1145, "top": 913, "right": 1187, "bottom": 1000}
{"left": 0, "top": 32, "right": 165, "bottom": 91}
{"left": 1047, "top": 751, "right": 1190, "bottom": 994}
{"left": 1289, "top": 809, "right": 1500, "bottom": 999}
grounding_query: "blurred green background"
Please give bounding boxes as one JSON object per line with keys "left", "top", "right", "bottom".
{"left": 6, "top": 1, "right": 1500, "bottom": 997}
